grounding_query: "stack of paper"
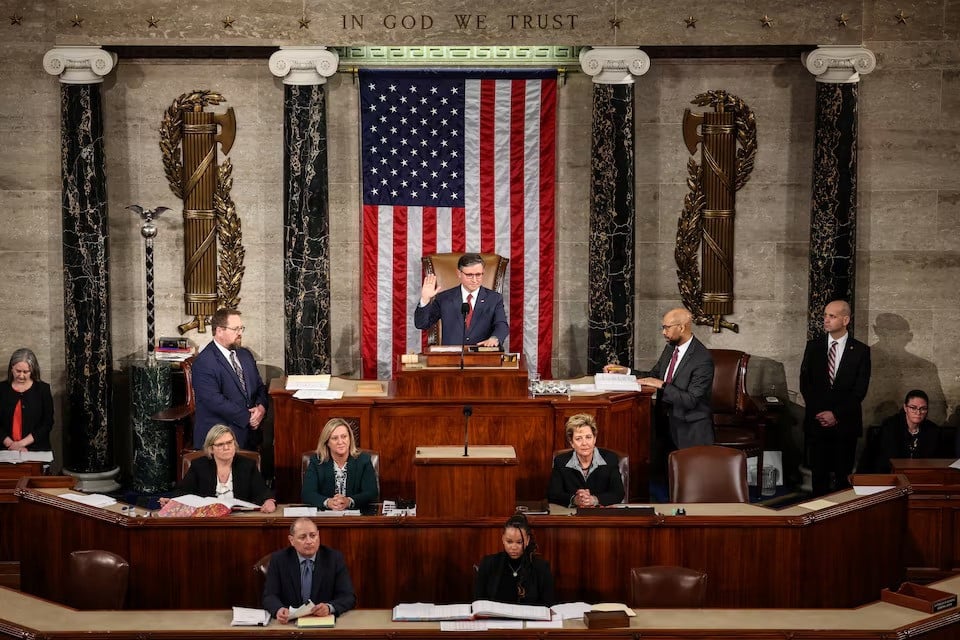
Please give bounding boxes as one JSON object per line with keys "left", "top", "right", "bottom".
{"left": 231, "top": 607, "right": 270, "bottom": 626}
{"left": 60, "top": 493, "right": 116, "bottom": 508}
{"left": 0, "top": 450, "right": 53, "bottom": 464}
{"left": 286, "top": 374, "right": 332, "bottom": 390}
{"left": 297, "top": 615, "right": 335, "bottom": 628}
{"left": 593, "top": 373, "right": 640, "bottom": 391}
{"left": 393, "top": 600, "right": 551, "bottom": 622}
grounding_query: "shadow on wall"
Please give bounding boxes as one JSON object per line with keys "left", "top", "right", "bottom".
{"left": 863, "top": 313, "right": 948, "bottom": 428}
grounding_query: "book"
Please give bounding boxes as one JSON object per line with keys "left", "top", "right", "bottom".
{"left": 297, "top": 614, "right": 335, "bottom": 628}
{"left": 157, "top": 494, "right": 258, "bottom": 518}
{"left": 392, "top": 600, "right": 551, "bottom": 622}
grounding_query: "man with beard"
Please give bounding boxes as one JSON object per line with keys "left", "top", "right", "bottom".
{"left": 191, "top": 308, "right": 269, "bottom": 450}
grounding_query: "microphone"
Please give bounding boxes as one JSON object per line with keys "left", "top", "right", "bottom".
{"left": 463, "top": 405, "right": 472, "bottom": 456}
{"left": 460, "top": 302, "right": 470, "bottom": 370}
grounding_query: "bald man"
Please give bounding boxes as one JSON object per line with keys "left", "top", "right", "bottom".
{"left": 609, "top": 308, "right": 715, "bottom": 450}
{"left": 800, "top": 300, "right": 871, "bottom": 496}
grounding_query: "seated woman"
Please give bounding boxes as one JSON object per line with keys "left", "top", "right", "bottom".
{"left": 548, "top": 413, "right": 624, "bottom": 507}
{"left": 1, "top": 348, "right": 54, "bottom": 453}
{"left": 876, "top": 389, "right": 940, "bottom": 472}
{"left": 302, "top": 418, "right": 378, "bottom": 511}
{"left": 165, "top": 424, "right": 276, "bottom": 513}
{"left": 475, "top": 513, "right": 554, "bottom": 606}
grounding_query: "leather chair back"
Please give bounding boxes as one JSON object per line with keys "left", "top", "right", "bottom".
{"left": 630, "top": 566, "right": 708, "bottom": 608}
{"left": 668, "top": 445, "right": 749, "bottom": 503}
{"left": 253, "top": 553, "right": 271, "bottom": 580}
{"left": 181, "top": 449, "right": 261, "bottom": 480}
{"left": 302, "top": 450, "right": 381, "bottom": 495}
{"left": 420, "top": 252, "right": 509, "bottom": 345}
{"left": 552, "top": 448, "right": 629, "bottom": 503}
{"left": 65, "top": 550, "right": 130, "bottom": 610}
{"left": 709, "top": 349, "right": 766, "bottom": 484}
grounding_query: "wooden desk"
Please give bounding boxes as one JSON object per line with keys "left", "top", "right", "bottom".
{"left": 15, "top": 477, "right": 908, "bottom": 611}
{"left": 0, "top": 463, "right": 44, "bottom": 563}
{"left": 270, "top": 378, "right": 652, "bottom": 503}
{"left": 891, "top": 459, "right": 960, "bottom": 582}
{"left": 2, "top": 578, "right": 960, "bottom": 639}
{"left": 414, "top": 446, "right": 517, "bottom": 518}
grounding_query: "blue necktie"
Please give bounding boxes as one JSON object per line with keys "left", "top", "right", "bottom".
{"left": 301, "top": 559, "right": 313, "bottom": 603}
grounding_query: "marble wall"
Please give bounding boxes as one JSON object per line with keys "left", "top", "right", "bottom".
{"left": 2, "top": 1, "right": 959, "bottom": 472}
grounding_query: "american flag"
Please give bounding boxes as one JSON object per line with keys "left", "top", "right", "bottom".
{"left": 359, "top": 69, "right": 557, "bottom": 380}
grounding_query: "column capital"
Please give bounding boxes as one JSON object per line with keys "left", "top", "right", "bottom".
{"left": 802, "top": 46, "right": 876, "bottom": 84}
{"left": 43, "top": 46, "right": 117, "bottom": 84}
{"left": 579, "top": 46, "right": 650, "bottom": 84}
{"left": 269, "top": 46, "right": 339, "bottom": 85}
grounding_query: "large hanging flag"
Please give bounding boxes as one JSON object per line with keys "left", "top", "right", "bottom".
{"left": 359, "top": 69, "right": 557, "bottom": 380}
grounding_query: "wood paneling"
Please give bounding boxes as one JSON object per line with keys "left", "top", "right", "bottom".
{"left": 892, "top": 459, "right": 960, "bottom": 582}
{"left": 15, "top": 480, "right": 908, "bottom": 612}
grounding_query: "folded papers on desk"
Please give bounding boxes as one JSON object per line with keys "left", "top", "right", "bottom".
{"left": 286, "top": 374, "right": 331, "bottom": 390}
{"left": 0, "top": 450, "right": 53, "bottom": 463}
{"left": 60, "top": 492, "right": 116, "bottom": 508}
{"left": 393, "top": 600, "right": 551, "bottom": 621}
{"left": 231, "top": 607, "right": 270, "bottom": 626}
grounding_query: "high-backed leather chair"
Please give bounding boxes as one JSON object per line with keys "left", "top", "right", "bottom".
{"left": 552, "top": 448, "right": 630, "bottom": 503}
{"left": 709, "top": 349, "right": 767, "bottom": 484}
{"left": 668, "top": 445, "right": 749, "bottom": 503}
{"left": 65, "top": 550, "right": 130, "bottom": 610}
{"left": 253, "top": 553, "right": 271, "bottom": 580}
{"left": 630, "top": 566, "right": 708, "bottom": 608}
{"left": 301, "top": 450, "right": 381, "bottom": 496}
{"left": 151, "top": 355, "right": 197, "bottom": 479}
{"left": 420, "top": 252, "right": 509, "bottom": 345}
{"left": 181, "top": 449, "right": 261, "bottom": 479}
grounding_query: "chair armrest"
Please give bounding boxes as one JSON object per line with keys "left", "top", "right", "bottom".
{"left": 151, "top": 404, "right": 193, "bottom": 422}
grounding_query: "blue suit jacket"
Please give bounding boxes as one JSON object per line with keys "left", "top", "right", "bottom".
{"left": 302, "top": 452, "right": 379, "bottom": 510}
{"left": 192, "top": 343, "right": 269, "bottom": 449}
{"left": 262, "top": 545, "right": 356, "bottom": 617}
{"left": 413, "top": 285, "right": 508, "bottom": 346}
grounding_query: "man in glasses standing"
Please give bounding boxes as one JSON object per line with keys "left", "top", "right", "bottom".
{"left": 192, "top": 308, "right": 269, "bottom": 450}
{"left": 800, "top": 300, "right": 871, "bottom": 496}
{"left": 414, "top": 253, "right": 508, "bottom": 348}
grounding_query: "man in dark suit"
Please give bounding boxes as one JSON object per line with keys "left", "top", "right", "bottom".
{"left": 800, "top": 299, "right": 871, "bottom": 496}
{"left": 191, "top": 308, "right": 269, "bottom": 450}
{"left": 263, "top": 517, "right": 356, "bottom": 623}
{"left": 414, "top": 253, "right": 508, "bottom": 347}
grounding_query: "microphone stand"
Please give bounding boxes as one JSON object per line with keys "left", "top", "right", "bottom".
{"left": 462, "top": 405, "right": 472, "bottom": 456}
{"left": 460, "top": 302, "right": 470, "bottom": 370}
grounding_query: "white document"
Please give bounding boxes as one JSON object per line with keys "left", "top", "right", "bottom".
{"left": 526, "top": 618, "right": 564, "bottom": 628}
{"left": 551, "top": 601, "right": 592, "bottom": 620}
{"left": 293, "top": 389, "right": 344, "bottom": 400}
{"left": 440, "top": 621, "right": 487, "bottom": 631}
{"left": 591, "top": 602, "right": 637, "bottom": 616}
{"left": 171, "top": 494, "right": 258, "bottom": 510}
{"left": 429, "top": 345, "right": 463, "bottom": 353}
{"left": 61, "top": 492, "right": 117, "bottom": 508}
{"left": 0, "top": 450, "right": 53, "bottom": 464}
{"left": 285, "top": 374, "right": 331, "bottom": 390}
{"left": 287, "top": 600, "right": 315, "bottom": 621}
{"left": 382, "top": 500, "right": 416, "bottom": 516}
{"left": 853, "top": 485, "right": 891, "bottom": 495}
{"left": 487, "top": 620, "right": 525, "bottom": 629}
{"left": 314, "top": 509, "right": 361, "bottom": 517}
{"left": 949, "top": 459, "right": 960, "bottom": 470}
{"left": 283, "top": 506, "right": 318, "bottom": 517}
{"left": 593, "top": 373, "right": 640, "bottom": 391}
{"left": 393, "top": 603, "right": 474, "bottom": 621}
{"left": 471, "top": 599, "right": 551, "bottom": 621}
{"left": 568, "top": 383, "right": 597, "bottom": 392}
{"left": 231, "top": 606, "right": 270, "bottom": 626}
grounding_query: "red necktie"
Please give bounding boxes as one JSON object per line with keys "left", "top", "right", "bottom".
{"left": 465, "top": 293, "right": 474, "bottom": 329}
{"left": 12, "top": 399, "right": 22, "bottom": 441}
{"left": 665, "top": 347, "right": 679, "bottom": 384}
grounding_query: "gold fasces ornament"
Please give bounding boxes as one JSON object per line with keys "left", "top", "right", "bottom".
{"left": 676, "top": 90, "right": 757, "bottom": 333}
{"left": 159, "top": 91, "right": 244, "bottom": 334}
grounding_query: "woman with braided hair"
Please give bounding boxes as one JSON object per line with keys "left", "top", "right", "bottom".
{"left": 474, "top": 513, "right": 554, "bottom": 606}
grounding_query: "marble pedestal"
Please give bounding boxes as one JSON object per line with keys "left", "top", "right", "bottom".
{"left": 128, "top": 359, "right": 174, "bottom": 493}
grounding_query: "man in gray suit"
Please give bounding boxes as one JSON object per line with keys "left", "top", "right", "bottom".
{"left": 638, "top": 308, "right": 715, "bottom": 450}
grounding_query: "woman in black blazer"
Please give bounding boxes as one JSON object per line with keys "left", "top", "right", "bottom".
{"left": 475, "top": 513, "right": 554, "bottom": 606}
{"left": 302, "top": 418, "right": 378, "bottom": 511}
{"left": 876, "top": 389, "right": 940, "bottom": 472}
{"left": 548, "top": 413, "right": 624, "bottom": 507}
{"left": 1, "top": 348, "right": 54, "bottom": 452}
{"left": 169, "top": 424, "right": 276, "bottom": 512}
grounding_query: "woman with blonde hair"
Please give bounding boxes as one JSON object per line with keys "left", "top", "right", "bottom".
{"left": 302, "top": 418, "right": 378, "bottom": 511}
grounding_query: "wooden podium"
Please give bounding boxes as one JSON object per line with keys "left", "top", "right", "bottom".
{"left": 396, "top": 351, "right": 528, "bottom": 399}
{"left": 414, "top": 445, "right": 517, "bottom": 518}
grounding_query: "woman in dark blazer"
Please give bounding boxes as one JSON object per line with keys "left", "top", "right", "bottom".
{"left": 168, "top": 424, "right": 276, "bottom": 512}
{"left": 1, "top": 348, "right": 54, "bottom": 452}
{"left": 876, "top": 389, "right": 940, "bottom": 473}
{"left": 548, "top": 413, "right": 624, "bottom": 507}
{"left": 302, "top": 418, "right": 378, "bottom": 511}
{"left": 475, "top": 513, "right": 554, "bottom": 606}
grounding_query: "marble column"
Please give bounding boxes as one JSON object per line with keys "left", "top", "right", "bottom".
{"left": 579, "top": 47, "right": 650, "bottom": 374}
{"left": 269, "top": 47, "right": 339, "bottom": 375}
{"left": 801, "top": 46, "right": 876, "bottom": 339}
{"left": 43, "top": 46, "right": 120, "bottom": 491}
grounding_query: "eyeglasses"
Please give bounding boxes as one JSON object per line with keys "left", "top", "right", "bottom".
{"left": 459, "top": 271, "right": 484, "bottom": 279}
{"left": 905, "top": 405, "right": 929, "bottom": 413}
{"left": 225, "top": 325, "right": 245, "bottom": 333}
{"left": 212, "top": 440, "right": 236, "bottom": 449}
{"left": 661, "top": 323, "right": 681, "bottom": 331}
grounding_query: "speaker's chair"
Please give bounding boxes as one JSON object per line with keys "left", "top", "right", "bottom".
{"left": 420, "top": 252, "right": 509, "bottom": 345}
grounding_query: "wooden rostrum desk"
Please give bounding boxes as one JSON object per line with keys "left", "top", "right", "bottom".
{"left": 269, "top": 368, "right": 653, "bottom": 504}
{"left": 16, "top": 476, "right": 908, "bottom": 611}
{"left": 891, "top": 459, "right": 960, "bottom": 582}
